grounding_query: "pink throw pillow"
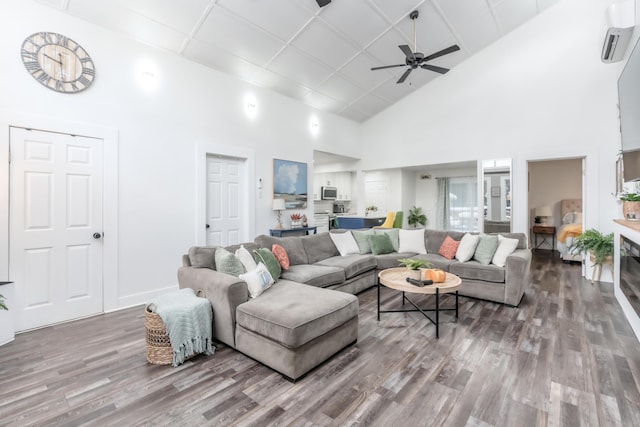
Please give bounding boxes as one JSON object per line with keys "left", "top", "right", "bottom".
{"left": 271, "top": 244, "right": 290, "bottom": 270}
{"left": 439, "top": 236, "right": 460, "bottom": 260}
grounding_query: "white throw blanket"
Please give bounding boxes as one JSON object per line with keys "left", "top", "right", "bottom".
{"left": 148, "top": 288, "right": 214, "bottom": 366}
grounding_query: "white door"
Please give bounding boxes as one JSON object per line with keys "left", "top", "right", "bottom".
{"left": 206, "top": 155, "right": 244, "bottom": 246}
{"left": 9, "top": 127, "right": 103, "bottom": 331}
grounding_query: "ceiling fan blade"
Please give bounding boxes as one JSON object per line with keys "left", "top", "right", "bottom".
{"left": 316, "top": 0, "right": 331, "bottom": 7}
{"left": 397, "top": 68, "right": 412, "bottom": 84}
{"left": 399, "top": 45, "right": 415, "bottom": 61}
{"left": 371, "top": 64, "right": 406, "bottom": 71}
{"left": 424, "top": 44, "right": 460, "bottom": 62}
{"left": 421, "top": 64, "right": 449, "bottom": 74}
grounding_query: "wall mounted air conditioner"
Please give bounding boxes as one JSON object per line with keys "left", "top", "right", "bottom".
{"left": 602, "top": 1, "right": 635, "bottom": 63}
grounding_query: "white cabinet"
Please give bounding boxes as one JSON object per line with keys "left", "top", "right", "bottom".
{"left": 314, "top": 172, "right": 352, "bottom": 201}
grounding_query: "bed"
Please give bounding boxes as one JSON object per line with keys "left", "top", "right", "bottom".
{"left": 556, "top": 199, "right": 583, "bottom": 262}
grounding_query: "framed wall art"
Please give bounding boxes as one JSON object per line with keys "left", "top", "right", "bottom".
{"left": 273, "top": 158, "right": 308, "bottom": 209}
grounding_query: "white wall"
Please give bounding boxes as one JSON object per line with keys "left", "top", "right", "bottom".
{"left": 0, "top": 0, "right": 361, "bottom": 310}
{"left": 361, "top": 0, "right": 624, "bottom": 246}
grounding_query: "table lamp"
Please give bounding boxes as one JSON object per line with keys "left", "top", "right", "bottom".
{"left": 272, "top": 198, "right": 286, "bottom": 229}
{"left": 535, "top": 205, "right": 552, "bottom": 226}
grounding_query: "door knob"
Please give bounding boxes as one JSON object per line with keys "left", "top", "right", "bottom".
{"left": 206, "top": 224, "right": 210, "bottom": 229}
{"left": 93, "top": 232, "right": 102, "bottom": 239}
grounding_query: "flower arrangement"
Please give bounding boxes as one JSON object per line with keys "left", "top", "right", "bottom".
{"left": 366, "top": 205, "right": 378, "bottom": 212}
{"left": 290, "top": 213, "right": 303, "bottom": 228}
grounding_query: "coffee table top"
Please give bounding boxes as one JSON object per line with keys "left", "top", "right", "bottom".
{"left": 378, "top": 268, "right": 461, "bottom": 295}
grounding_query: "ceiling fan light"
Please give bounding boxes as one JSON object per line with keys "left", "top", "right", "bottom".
{"left": 316, "top": 0, "right": 331, "bottom": 7}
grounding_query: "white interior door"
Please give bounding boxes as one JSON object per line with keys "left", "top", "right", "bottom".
{"left": 9, "top": 127, "right": 103, "bottom": 331}
{"left": 206, "top": 155, "right": 244, "bottom": 246}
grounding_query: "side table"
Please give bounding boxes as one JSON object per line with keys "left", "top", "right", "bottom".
{"left": 533, "top": 225, "right": 556, "bottom": 250}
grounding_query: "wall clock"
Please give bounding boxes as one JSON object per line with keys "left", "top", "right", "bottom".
{"left": 21, "top": 32, "right": 96, "bottom": 93}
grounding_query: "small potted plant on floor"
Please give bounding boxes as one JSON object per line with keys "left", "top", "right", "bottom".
{"left": 569, "top": 228, "right": 614, "bottom": 267}
{"left": 407, "top": 206, "right": 427, "bottom": 228}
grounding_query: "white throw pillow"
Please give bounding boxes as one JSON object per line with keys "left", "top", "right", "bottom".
{"left": 398, "top": 228, "right": 427, "bottom": 254}
{"left": 574, "top": 212, "right": 583, "bottom": 223}
{"left": 239, "top": 262, "right": 274, "bottom": 298}
{"left": 455, "top": 233, "right": 480, "bottom": 262}
{"left": 492, "top": 235, "right": 519, "bottom": 267}
{"left": 235, "top": 245, "right": 257, "bottom": 272}
{"left": 329, "top": 231, "right": 360, "bottom": 256}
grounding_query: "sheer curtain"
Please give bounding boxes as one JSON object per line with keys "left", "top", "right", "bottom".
{"left": 436, "top": 178, "right": 450, "bottom": 230}
{"left": 437, "top": 176, "right": 478, "bottom": 231}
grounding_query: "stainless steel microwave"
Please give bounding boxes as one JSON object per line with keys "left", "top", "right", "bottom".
{"left": 321, "top": 186, "right": 337, "bottom": 200}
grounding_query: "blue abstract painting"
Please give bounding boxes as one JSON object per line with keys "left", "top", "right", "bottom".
{"left": 273, "top": 158, "right": 307, "bottom": 209}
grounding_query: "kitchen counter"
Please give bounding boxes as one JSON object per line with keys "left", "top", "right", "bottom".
{"left": 334, "top": 216, "right": 386, "bottom": 229}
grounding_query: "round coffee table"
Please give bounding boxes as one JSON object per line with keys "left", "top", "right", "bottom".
{"left": 377, "top": 267, "right": 462, "bottom": 338}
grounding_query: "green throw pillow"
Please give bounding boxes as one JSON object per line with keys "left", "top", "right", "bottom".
{"left": 367, "top": 234, "right": 395, "bottom": 255}
{"left": 214, "top": 247, "right": 245, "bottom": 277}
{"left": 254, "top": 248, "right": 281, "bottom": 281}
{"left": 473, "top": 234, "right": 499, "bottom": 265}
{"left": 374, "top": 228, "right": 399, "bottom": 252}
{"left": 352, "top": 229, "right": 375, "bottom": 254}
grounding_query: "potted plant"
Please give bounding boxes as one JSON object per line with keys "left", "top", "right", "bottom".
{"left": 620, "top": 184, "right": 640, "bottom": 221}
{"left": 365, "top": 205, "right": 378, "bottom": 216}
{"left": 569, "top": 229, "right": 614, "bottom": 266}
{"left": 407, "top": 206, "right": 427, "bottom": 228}
{"left": 0, "top": 294, "right": 6, "bottom": 311}
{"left": 290, "top": 213, "right": 302, "bottom": 228}
{"left": 398, "top": 258, "right": 432, "bottom": 279}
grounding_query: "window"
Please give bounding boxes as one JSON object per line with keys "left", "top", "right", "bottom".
{"left": 447, "top": 177, "right": 478, "bottom": 232}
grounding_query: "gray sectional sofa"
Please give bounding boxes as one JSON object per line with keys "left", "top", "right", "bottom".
{"left": 178, "top": 228, "right": 531, "bottom": 380}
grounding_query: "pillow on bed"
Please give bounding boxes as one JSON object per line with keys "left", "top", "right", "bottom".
{"left": 562, "top": 212, "right": 575, "bottom": 224}
{"left": 574, "top": 212, "right": 583, "bottom": 223}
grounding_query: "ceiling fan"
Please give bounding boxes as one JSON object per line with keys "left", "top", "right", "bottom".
{"left": 371, "top": 10, "right": 460, "bottom": 84}
{"left": 316, "top": 0, "right": 331, "bottom": 7}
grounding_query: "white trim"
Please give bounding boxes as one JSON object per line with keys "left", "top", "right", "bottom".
{"left": 115, "top": 284, "right": 178, "bottom": 311}
{"left": 0, "top": 110, "right": 119, "bottom": 311}
{"left": 196, "top": 142, "right": 255, "bottom": 245}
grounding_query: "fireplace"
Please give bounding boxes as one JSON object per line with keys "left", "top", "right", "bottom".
{"left": 620, "top": 235, "right": 640, "bottom": 318}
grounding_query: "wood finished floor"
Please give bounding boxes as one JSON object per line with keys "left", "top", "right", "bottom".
{"left": 1, "top": 250, "right": 640, "bottom": 426}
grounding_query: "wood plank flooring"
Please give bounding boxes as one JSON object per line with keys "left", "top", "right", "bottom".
{"left": 1, "top": 250, "right": 640, "bottom": 426}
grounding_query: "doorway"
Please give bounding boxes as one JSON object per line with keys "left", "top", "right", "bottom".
{"left": 9, "top": 127, "right": 104, "bottom": 331}
{"left": 528, "top": 157, "right": 584, "bottom": 253}
{"left": 205, "top": 154, "right": 245, "bottom": 246}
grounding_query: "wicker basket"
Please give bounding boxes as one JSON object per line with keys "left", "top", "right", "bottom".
{"left": 145, "top": 305, "right": 173, "bottom": 365}
{"left": 623, "top": 201, "right": 640, "bottom": 221}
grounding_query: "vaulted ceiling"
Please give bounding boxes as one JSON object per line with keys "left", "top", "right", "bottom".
{"left": 35, "top": 0, "right": 561, "bottom": 122}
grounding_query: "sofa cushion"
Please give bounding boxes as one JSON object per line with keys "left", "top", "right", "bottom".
{"left": 271, "top": 244, "right": 290, "bottom": 270}
{"left": 215, "top": 247, "right": 245, "bottom": 277}
{"left": 188, "top": 246, "right": 217, "bottom": 269}
{"left": 425, "top": 230, "right": 465, "bottom": 254}
{"left": 235, "top": 245, "right": 258, "bottom": 272}
{"left": 368, "top": 234, "right": 395, "bottom": 255}
{"left": 236, "top": 280, "right": 358, "bottom": 348}
{"left": 374, "top": 228, "right": 399, "bottom": 252}
{"left": 316, "top": 254, "right": 377, "bottom": 279}
{"left": 351, "top": 229, "right": 375, "bottom": 254}
{"left": 411, "top": 253, "right": 457, "bottom": 271}
{"left": 492, "top": 235, "right": 519, "bottom": 267}
{"left": 449, "top": 261, "right": 505, "bottom": 283}
{"left": 438, "top": 235, "right": 460, "bottom": 260}
{"left": 254, "top": 235, "right": 308, "bottom": 266}
{"left": 473, "top": 234, "right": 499, "bottom": 265}
{"left": 374, "top": 252, "right": 417, "bottom": 270}
{"left": 329, "top": 231, "right": 360, "bottom": 256}
{"left": 302, "top": 233, "right": 340, "bottom": 264}
{"left": 254, "top": 248, "right": 281, "bottom": 281}
{"left": 492, "top": 232, "right": 528, "bottom": 250}
{"left": 456, "top": 233, "right": 480, "bottom": 262}
{"left": 398, "top": 228, "right": 427, "bottom": 254}
{"left": 280, "top": 264, "right": 345, "bottom": 288}
{"left": 239, "top": 262, "right": 274, "bottom": 298}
